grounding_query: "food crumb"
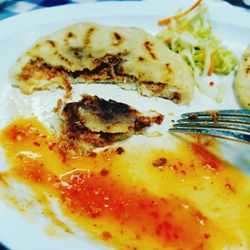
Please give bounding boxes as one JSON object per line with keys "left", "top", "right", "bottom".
{"left": 100, "top": 169, "right": 109, "bottom": 176}
{"left": 53, "top": 98, "right": 63, "bottom": 113}
{"left": 116, "top": 147, "right": 125, "bottom": 155}
{"left": 189, "top": 114, "right": 198, "bottom": 120}
{"left": 152, "top": 157, "right": 167, "bottom": 168}
{"left": 48, "top": 142, "right": 57, "bottom": 151}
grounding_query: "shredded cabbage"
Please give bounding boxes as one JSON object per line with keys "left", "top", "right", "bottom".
{"left": 156, "top": 6, "right": 237, "bottom": 102}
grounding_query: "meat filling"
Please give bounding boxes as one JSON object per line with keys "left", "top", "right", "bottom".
{"left": 59, "top": 95, "right": 164, "bottom": 156}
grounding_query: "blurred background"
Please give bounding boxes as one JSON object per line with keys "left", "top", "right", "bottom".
{"left": 0, "top": 0, "right": 249, "bottom": 20}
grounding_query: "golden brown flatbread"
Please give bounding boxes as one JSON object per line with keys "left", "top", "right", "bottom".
{"left": 11, "top": 22, "right": 194, "bottom": 103}
{"left": 59, "top": 94, "right": 164, "bottom": 155}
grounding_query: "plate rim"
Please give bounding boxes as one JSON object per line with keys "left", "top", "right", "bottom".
{"left": 0, "top": 1, "right": 250, "bottom": 250}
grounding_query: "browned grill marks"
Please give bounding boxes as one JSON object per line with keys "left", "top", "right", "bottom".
{"left": 144, "top": 41, "right": 157, "bottom": 60}
{"left": 47, "top": 40, "right": 56, "bottom": 48}
{"left": 112, "top": 32, "right": 123, "bottom": 46}
{"left": 84, "top": 27, "right": 96, "bottom": 46}
{"left": 138, "top": 56, "right": 145, "bottom": 62}
{"left": 246, "top": 66, "right": 250, "bottom": 74}
{"left": 71, "top": 47, "right": 83, "bottom": 60}
{"left": 67, "top": 32, "right": 75, "bottom": 38}
{"left": 165, "top": 63, "right": 172, "bottom": 74}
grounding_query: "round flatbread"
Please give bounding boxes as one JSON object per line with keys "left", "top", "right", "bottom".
{"left": 11, "top": 22, "right": 195, "bottom": 104}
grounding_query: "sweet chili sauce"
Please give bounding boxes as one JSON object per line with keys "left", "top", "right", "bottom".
{"left": 0, "top": 118, "right": 250, "bottom": 249}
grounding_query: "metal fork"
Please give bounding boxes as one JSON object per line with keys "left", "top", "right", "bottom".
{"left": 169, "top": 109, "right": 250, "bottom": 143}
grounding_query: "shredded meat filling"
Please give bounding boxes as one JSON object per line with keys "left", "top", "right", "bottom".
{"left": 59, "top": 95, "right": 164, "bottom": 156}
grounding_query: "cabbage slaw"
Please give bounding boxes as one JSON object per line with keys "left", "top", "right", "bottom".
{"left": 157, "top": 5, "right": 237, "bottom": 102}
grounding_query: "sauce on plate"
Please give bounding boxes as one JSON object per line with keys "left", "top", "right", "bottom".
{"left": 1, "top": 118, "right": 250, "bottom": 249}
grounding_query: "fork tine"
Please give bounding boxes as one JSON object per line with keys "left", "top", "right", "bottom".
{"left": 170, "top": 109, "right": 250, "bottom": 143}
{"left": 169, "top": 127, "right": 250, "bottom": 143}
{"left": 177, "top": 116, "right": 250, "bottom": 124}
{"left": 182, "top": 109, "right": 250, "bottom": 118}
{"left": 173, "top": 121, "right": 250, "bottom": 132}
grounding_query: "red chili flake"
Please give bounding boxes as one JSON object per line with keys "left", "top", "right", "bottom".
{"left": 116, "top": 147, "right": 125, "bottom": 155}
{"left": 204, "top": 233, "right": 211, "bottom": 239}
{"left": 209, "top": 81, "right": 214, "bottom": 87}
{"left": 100, "top": 169, "right": 109, "bottom": 176}
{"left": 33, "top": 141, "right": 40, "bottom": 147}
{"left": 194, "top": 211, "right": 206, "bottom": 226}
{"left": 169, "top": 164, "right": 178, "bottom": 171}
{"left": 48, "top": 142, "right": 57, "bottom": 151}
{"left": 102, "top": 231, "right": 112, "bottom": 240}
{"left": 86, "top": 151, "right": 97, "bottom": 158}
{"left": 180, "top": 170, "right": 186, "bottom": 175}
{"left": 225, "top": 183, "right": 235, "bottom": 193}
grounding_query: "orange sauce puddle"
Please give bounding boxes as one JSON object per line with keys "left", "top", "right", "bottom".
{"left": 1, "top": 118, "right": 250, "bottom": 249}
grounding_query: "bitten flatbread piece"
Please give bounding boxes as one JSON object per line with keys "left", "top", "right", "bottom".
{"left": 11, "top": 22, "right": 194, "bottom": 103}
{"left": 234, "top": 45, "right": 250, "bottom": 109}
{"left": 58, "top": 94, "right": 164, "bottom": 155}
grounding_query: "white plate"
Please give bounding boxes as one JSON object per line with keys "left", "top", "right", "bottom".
{"left": 0, "top": 1, "right": 250, "bottom": 250}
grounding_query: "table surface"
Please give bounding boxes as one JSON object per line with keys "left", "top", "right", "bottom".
{"left": 0, "top": 0, "right": 249, "bottom": 20}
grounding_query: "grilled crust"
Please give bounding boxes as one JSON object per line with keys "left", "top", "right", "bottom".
{"left": 59, "top": 95, "right": 164, "bottom": 155}
{"left": 11, "top": 22, "right": 194, "bottom": 104}
{"left": 234, "top": 45, "right": 250, "bottom": 109}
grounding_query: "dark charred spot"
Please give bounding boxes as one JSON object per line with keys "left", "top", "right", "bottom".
{"left": 67, "top": 32, "right": 75, "bottom": 38}
{"left": 138, "top": 56, "right": 145, "bottom": 62}
{"left": 246, "top": 66, "right": 250, "bottom": 74}
{"left": 165, "top": 63, "right": 172, "bottom": 74}
{"left": 84, "top": 27, "right": 95, "bottom": 46}
{"left": 112, "top": 32, "right": 123, "bottom": 46}
{"left": 96, "top": 98, "right": 131, "bottom": 120}
{"left": 144, "top": 41, "right": 157, "bottom": 60}
{"left": 59, "top": 55, "right": 72, "bottom": 66}
{"left": 116, "top": 147, "right": 125, "bottom": 155}
{"left": 113, "top": 32, "right": 121, "bottom": 40}
{"left": 71, "top": 47, "right": 83, "bottom": 60}
{"left": 47, "top": 40, "right": 56, "bottom": 48}
{"left": 101, "top": 112, "right": 114, "bottom": 122}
